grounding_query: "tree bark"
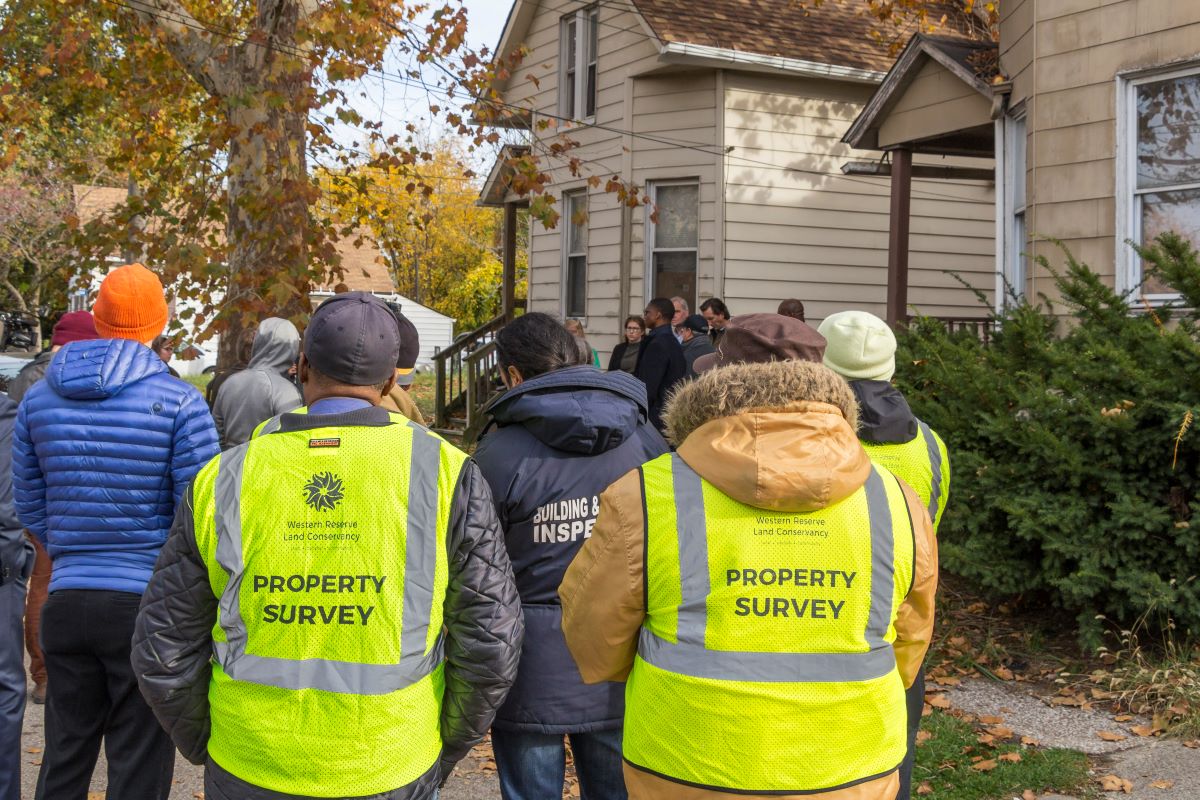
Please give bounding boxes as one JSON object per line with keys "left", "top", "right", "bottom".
{"left": 125, "top": 0, "right": 316, "bottom": 370}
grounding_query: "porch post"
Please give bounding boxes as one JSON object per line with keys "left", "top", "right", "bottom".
{"left": 502, "top": 201, "right": 517, "bottom": 321}
{"left": 886, "top": 147, "right": 913, "bottom": 327}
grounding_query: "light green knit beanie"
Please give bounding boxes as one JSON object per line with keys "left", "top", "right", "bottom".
{"left": 816, "top": 310, "right": 896, "bottom": 382}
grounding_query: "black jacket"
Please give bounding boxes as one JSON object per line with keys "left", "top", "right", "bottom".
{"left": 0, "top": 396, "right": 28, "bottom": 585}
{"left": 474, "top": 367, "right": 668, "bottom": 732}
{"left": 850, "top": 380, "right": 919, "bottom": 444}
{"left": 633, "top": 324, "right": 686, "bottom": 432}
{"left": 681, "top": 334, "right": 716, "bottom": 377}
{"left": 607, "top": 341, "right": 639, "bottom": 373}
{"left": 132, "top": 407, "right": 523, "bottom": 798}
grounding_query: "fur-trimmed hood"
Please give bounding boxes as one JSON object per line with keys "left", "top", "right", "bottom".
{"left": 665, "top": 361, "right": 871, "bottom": 512}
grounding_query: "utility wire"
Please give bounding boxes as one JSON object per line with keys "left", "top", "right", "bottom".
{"left": 93, "top": 0, "right": 991, "bottom": 203}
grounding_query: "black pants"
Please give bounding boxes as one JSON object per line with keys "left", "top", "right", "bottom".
{"left": 895, "top": 666, "right": 926, "bottom": 800}
{"left": 0, "top": 578, "right": 27, "bottom": 800}
{"left": 35, "top": 590, "right": 175, "bottom": 800}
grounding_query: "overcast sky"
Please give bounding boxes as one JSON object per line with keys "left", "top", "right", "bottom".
{"left": 326, "top": 1, "right": 513, "bottom": 171}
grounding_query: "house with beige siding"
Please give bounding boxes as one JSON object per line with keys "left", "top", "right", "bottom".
{"left": 482, "top": 0, "right": 997, "bottom": 358}
{"left": 846, "top": 1, "right": 1200, "bottom": 310}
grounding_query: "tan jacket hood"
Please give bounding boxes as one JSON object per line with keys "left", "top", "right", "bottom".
{"left": 665, "top": 361, "right": 871, "bottom": 512}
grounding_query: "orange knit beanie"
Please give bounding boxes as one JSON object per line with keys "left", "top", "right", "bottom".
{"left": 92, "top": 263, "right": 169, "bottom": 342}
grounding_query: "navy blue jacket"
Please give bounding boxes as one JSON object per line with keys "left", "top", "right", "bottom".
{"left": 13, "top": 339, "right": 220, "bottom": 594}
{"left": 474, "top": 366, "right": 668, "bottom": 732}
{"left": 633, "top": 324, "right": 686, "bottom": 433}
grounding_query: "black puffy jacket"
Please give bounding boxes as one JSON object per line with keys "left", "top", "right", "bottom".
{"left": 132, "top": 405, "right": 524, "bottom": 800}
{"left": 474, "top": 367, "right": 668, "bottom": 733}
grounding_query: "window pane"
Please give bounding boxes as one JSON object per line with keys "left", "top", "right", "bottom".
{"left": 653, "top": 251, "right": 696, "bottom": 309}
{"left": 585, "top": 64, "right": 596, "bottom": 117}
{"left": 567, "top": 193, "right": 586, "bottom": 253}
{"left": 1141, "top": 188, "right": 1200, "bottom": 293}
{"left": 1011, "top": 116, "right": 1026, "bottom": 209}
{"left": 566, "top": 19, "right": 577, "bottom": 66}
{"left": 654, "top": 184, "right": 699, "bottom": 249}
{"left": 1137, "top": 73, "right": 1200, "bottom": 190}
{"left": 567, "top": 255, "right": 587, "bottom": 316}
{"left": 588, "top": 11, "right": 598, "bottom": 62}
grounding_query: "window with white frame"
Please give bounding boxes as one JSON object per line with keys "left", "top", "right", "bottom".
{"left": 563, "top": 190, "right": 588, "bottom": 318}
{"left": 1001, "top": 111, "right": 1027, "bottom": 304}
{"left": 559, "top": 6, "right": 598, "bottom": 121}
{"left": 1121, "top": 65, "right": 1200, "bottom": 298}
{"left": 647, "top": 181, "right": 699, "bottom": 309}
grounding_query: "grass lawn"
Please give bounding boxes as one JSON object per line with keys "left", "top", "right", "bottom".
{"left": 915, "top": 710, "right": 1092, "bottom": 799}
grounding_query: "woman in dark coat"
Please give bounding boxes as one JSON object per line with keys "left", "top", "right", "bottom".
{"left": 474, "top": 313, "right": 667, "bottom": 800}
{"left": 606, "top": 315, "right": 644, "bottom": 373}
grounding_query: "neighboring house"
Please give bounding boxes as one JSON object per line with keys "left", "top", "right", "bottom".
{"left": 482, "top": 0, "right": 997, "bottom": 358}
{"left": 846, "top": 2, "right": 1200, "bottom": 310}
{"left": 68, "top": 185, "right": 455, "bottom": 372}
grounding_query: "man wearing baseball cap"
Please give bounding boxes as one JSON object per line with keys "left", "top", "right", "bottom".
{"left": 13, "top": 264, "right": 219, "bottom": 799}
{"left": 818, "top": 310, "right": 950, "bottom": 800}
{"left": 134, "top": 291, "right": 523, "bottom": 800}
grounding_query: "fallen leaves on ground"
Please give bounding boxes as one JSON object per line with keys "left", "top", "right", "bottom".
{"left": 1150, "top": 779, "right": 1175, "bottom": 789}
{"left": 926, "top": 693, "right": 952, "bottom": 709}
{"left": 977, "top": 714, "right": 1005, "bottom": 724}
{"left": 999, "top": 752, "right": 1022, "bottom": 763}
{"left": 916, "top": 782, "right": 933, "bottom": 795}
{"left": 970, "top": 758, "right": 998, "bottom": 771}
{"left": 984, "top": 724, "right": 1014, "bottom": 739}
{"left": 1021, "top": 791, "right": 1037, "bottom": 800}
{"left": 1020, "top": 735, "right": 1040, "bottom": 746}
{"left": 1097, "top": 730, "right": 1128, "bottom": 742}
{"left": 1098, "top": 774, "right": 1134, "bottom": 793}
{"left": 1130, "top": 724, "right": 1158, "bottom": 737}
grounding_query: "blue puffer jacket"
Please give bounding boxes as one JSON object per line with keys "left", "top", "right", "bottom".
{"left": 13, "top": 339, "right": 220, "bottom": 594}
{"left": 474, "top": 366, "right": 668, "bottom": 733}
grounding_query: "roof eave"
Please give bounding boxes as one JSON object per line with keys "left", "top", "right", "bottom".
{"left": 657, "top": 41, "right": 886, "bottom": 84}
{"left": 843, "top": 34, "right": 996, "bottom": 150}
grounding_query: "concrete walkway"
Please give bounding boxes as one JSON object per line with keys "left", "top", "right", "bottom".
{"left": 943, "top": 678, "right": 1200, "bottom": 799}
{"left": 19, "top": 696, "right": 503, "bottom": 799}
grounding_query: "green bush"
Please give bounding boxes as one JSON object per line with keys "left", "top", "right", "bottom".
{"left": 895, "top": 234, "right": 1200, "bottom": 644}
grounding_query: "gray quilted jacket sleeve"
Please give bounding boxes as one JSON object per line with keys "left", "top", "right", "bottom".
{"left": 132, "top": 485, "right": 215, "bottom": 764}
{"left": 438, "top": 459, "right": 524, "bottom": 779}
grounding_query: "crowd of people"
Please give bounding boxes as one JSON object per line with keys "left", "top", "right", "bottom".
{"left": 0, "top": 265, "right": 949, "bottom": 800}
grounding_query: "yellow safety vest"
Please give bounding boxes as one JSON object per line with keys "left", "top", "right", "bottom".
{"left": 624, "top": 452, "right": 915, "bottom": 793}
{"left": 191, "top": 408, "right": 468, "bottom": 797}
{"left": 861, "top": 419, "right": 950, "bottom": 533}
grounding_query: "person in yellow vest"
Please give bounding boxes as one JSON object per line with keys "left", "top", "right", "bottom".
{"left": 818, "top": 311, "right": 950, "bottom": 533}
{"left": 560, "top": 317, "right": 938, "bottom": 800}
{"left": 132, "top": 292, "right": 524, "bottom": 800}
{"left": 817, "top": 310, "right": 950, "bottom": 800}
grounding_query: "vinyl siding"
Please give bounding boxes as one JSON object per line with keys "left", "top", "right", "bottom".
{"left": 999, "top": 0, "right": 1200, "bottom": 299}
{"left": 722, "top": 72, "right": 995, "bottom": 324}
{"left": 499, "top": 0, "right": 717, "bottom": 358}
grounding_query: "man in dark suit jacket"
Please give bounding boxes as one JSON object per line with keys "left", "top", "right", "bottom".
{"left": 634, "top": 297, "right": 686, "bottom": 435}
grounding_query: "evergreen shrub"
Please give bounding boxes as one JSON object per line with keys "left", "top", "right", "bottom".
{"left": 895, "top": 234, "right": 1200, "bottom": 644}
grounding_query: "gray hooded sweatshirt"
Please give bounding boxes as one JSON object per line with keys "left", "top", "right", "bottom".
{"left": 212, "top": 318, "right": 303, "bottom": 449}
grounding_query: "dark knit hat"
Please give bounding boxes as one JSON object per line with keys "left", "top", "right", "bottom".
{"left": 51, "top": 311, "right": 100, "bottom": 347}
{"left": 389, "top": 305, "right": 421, "bottom": 387}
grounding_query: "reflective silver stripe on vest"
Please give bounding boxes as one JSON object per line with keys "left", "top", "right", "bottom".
{"left": 211, "top": 428, "right": 444, "bottom": 696}
{"left": 672, "top": 456, "right": 709, "bottom": 647}
{"left": 258, "top": 415, "right": 283, "bottom": 437}
{"left": 639, "top": 457, "right": 897, "bottom": 683}
{"left": 917, "top": 420, "right": 942, "bottom": 524}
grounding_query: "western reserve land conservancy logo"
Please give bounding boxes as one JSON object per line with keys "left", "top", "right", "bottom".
{"left": 303, "top": 472, "right": 345, "bottom": 511}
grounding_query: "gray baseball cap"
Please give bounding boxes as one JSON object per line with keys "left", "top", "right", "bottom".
{"left": 303, "top": 292, "right": 400, "bottom": 386}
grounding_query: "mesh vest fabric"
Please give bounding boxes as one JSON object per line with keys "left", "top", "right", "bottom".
{"left": 861, "top": 419, "right": 950, "bottom": 533}
{"left": 624, "top": 452, "right": 915, "bottom": 793}
{"left": 191, "top": 413, "right": 467, "bottom": 797}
